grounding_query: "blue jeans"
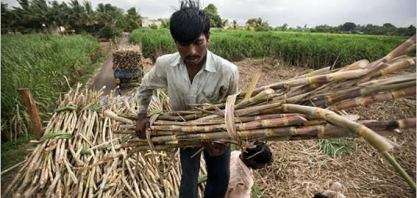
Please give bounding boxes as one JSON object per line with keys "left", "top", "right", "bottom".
{"left": 179, "top": 145, "right": 231, "bottom": 198}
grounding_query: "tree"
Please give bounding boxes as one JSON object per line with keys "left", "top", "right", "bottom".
{"left": 1, "top": 0, "right": 141, "bottom": 36}
{"left": 1, "top": 3, "right": 12, "bottom": 33}
{"left": 158, "top": 18, "right": 169, "bottom": 28}
{"left": 312, "top": 24, "right": 335, "bottom": 33}
{"left": 124, "top": 7, "right": 141, "bottom": 32}
{"left": 341, "top": 22, "right": 356, "bottom": 32}
{"left": 203, "top": 3, "right": 222, "bottom": 28}
{"left": 281, "top": 23, "right": 288, "bottom": 31}
{"left": 222, "top": 19, "right": 228, "bottom": 28}
{"left": 232, "top": 20, "right": 238, "bottom": 29}
{"left": 246, "top": 17, "right": 270, "bottom": 31}
{"left": 382, "top": 23, "right": 396, "bottom": 35}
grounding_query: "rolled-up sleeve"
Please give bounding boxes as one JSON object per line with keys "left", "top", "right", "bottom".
{"left": 136, "top": 58, "right": 167, "bottom": 114}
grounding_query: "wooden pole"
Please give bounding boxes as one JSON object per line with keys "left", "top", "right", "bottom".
{"left": 18, "top": 88, "right": 43, "bottom": 140}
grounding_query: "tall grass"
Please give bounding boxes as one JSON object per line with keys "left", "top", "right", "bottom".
{"left": 130, "top": 29, "right": 406, "bottom": 68}
{"left": 1, "top": 34, "right": 100, "bottom": 141}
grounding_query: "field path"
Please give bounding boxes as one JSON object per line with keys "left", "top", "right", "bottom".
{"left": 88, "top": 33, "right": 130, "bottom": 96}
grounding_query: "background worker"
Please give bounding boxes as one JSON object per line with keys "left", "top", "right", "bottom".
{"left": 313, "top": 181, "right": 346, "bottom": 198}
{"left": 225, "top": 142, "right": 273, "bottom": 198}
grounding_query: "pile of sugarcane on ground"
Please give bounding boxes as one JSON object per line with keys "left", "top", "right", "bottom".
{"left": 112, "top": 45, "right": 143, "bottom": 71}
{"left": 109, "top": 35, "right": 416, "bottom": 189}
{"left": 3, "top": 85, "right": 208, "bottom": 198}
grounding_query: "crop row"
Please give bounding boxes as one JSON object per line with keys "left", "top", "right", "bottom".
{"left": 130, "top": 29, "right": 406, "bottom": 69}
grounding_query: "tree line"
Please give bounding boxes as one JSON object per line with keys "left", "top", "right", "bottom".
{"left": 1, "top": 1, "right": 414, "bottom": 37}
{"left": 1, "top": 0, "right": 141, "bottom": 38}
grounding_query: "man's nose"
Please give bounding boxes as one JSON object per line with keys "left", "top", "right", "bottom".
{"left": 188, "top": 44, "right": 197, "bottom": 55}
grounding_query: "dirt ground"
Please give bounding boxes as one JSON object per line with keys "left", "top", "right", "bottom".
{"left": 235, "top": 59, "right": 415, "bottom": 198}
{"left": 236, "top": 60, "right": 416, "bottom": 198}
{"left": 142, "top": 54, "right": 416, "bottom": 198}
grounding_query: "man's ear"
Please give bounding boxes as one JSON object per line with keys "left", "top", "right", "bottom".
{"left": 206, "top": 32, "right": 210, "bottom": 42}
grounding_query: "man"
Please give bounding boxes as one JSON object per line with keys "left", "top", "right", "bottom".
{"left": 135, "top": 1, "right": 239, "bottom": 198}
{"left": 225, "top": 142, "right": 273, "bottom": 198}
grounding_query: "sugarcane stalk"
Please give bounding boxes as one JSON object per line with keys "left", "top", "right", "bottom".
{"left": 125, "top": 157, "right": 142, "bottom": 197}
{"left": 125, "top": 118, "right": 415, "bottom": 149}
{"left": 104, "top": 109, "right": 133, "bottom": 124}
{"left": 244, "top": 72, "right": 262, "bottom": 99}
{"left": 366, "top": 34, "right": 416, "bottom": 70}
{"left": 248, "top": 69, "right": 368, "bottom": 96}
{"left": 149, "top": 116, "right": 307, "bottom": 133}
{"left": 381, "top": 151, "right": 416, "bottom": 190}
{"left": 153, "top": 113, "right": 301, "bottom": 126}
{"left": 330, "top": 87, "right": 416, "bottom": 111}
{"left": 311, "top": 76, "right": 415, "bottom": 107}
{"left": 235, "top": 88, "right": 275, "bottom": 109}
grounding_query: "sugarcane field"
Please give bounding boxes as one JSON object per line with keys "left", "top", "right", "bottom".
{"left": 1, "top": 1, "right": 416, "bottom": 197}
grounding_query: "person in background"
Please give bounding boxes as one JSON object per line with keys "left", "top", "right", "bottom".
{"left": 135, "top": 1, "right": 239, "bottom": 198}
{"left": 225, "top": 142, "right": 273, "bottom": 198}
{"left": 313, "top": 181, "right": 346, "bottom": 198}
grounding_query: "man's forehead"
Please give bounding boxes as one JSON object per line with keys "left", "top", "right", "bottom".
{"left": 177, "top": 34, "right": 206, "bottom": 44}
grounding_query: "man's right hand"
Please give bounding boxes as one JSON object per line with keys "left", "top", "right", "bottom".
{"left": 136, "top": 113, "right": 150, "bottom": 139}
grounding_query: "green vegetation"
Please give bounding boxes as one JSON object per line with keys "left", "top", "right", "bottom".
{"left": 130, "top": 28, "right": 407, "bottom": 68}
{"left": 1, "top": 135, "right": 34, "bottom": 170}
{"left": 318, "top": 139, "right": 353, "bottom": 157}
{"left": 1, "top": 34, "right": 103, "bottom": 141}
{"left": 130, "top": 28, "right": 176, "bottom": 58}
{"left": 1, "top": 1, "right": 141, "bottom": 37}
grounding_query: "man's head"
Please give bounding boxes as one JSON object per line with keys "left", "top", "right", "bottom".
{"left": 169, "top": 1, "right": 210, "bottom": 67}
{"left": 241, "top": 142, "right": 273, "bottom": 170}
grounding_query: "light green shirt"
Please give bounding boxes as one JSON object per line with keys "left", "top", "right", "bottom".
{"left": 136, "top": 50, "right": 239, "bottom": 113}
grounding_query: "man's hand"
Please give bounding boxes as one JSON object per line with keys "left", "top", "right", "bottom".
{"left": 136, "top": 113, "right": 150, "bottom": 139}
{"left": 201, "top": 140, "right": 227, "bottom": 157}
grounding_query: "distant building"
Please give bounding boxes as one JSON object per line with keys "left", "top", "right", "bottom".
{"left": 141, "top": 17, "right": 162, "bottom": 29}
{"left": 222, "top": 21, "right": 231, "bottom": 29}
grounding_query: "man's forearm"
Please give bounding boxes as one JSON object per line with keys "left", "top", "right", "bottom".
{"left": 136, "top": 88, "right": 153, "bottom": 114}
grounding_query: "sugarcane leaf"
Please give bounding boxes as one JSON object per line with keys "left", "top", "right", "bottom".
{"left": 54, "top": 105, "right": 77, "bottom": 112}
{"left": 39, "top": 131, "right": 72, "bottom": 142}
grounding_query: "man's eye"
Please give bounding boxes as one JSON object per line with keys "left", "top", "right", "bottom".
{"left": 195, "top": 40, "right": 203, "bottom": 45}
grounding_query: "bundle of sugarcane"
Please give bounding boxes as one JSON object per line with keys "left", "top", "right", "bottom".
{"left": 3, "top": 84, "right": 207, "bottom": 198}
{"left": 111, "top": 35, "right": 416, "bottom": 150}
{"left": 106, "top": 35, "right": 416, "bottom": 188}
{"left": 112, "top": 45, "right": 143, "bottom": 71}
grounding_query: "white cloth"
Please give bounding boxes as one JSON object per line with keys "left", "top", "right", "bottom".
{"left": 225, "top": 151, "right": 254, "bottom": 198}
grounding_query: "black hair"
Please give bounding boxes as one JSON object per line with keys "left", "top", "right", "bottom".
{"left": 243, "top": 142, "right": 273, "bottom": 164}
{"left": 312, "top": 193, "right": 330, "bottom": 198}
{"left": 169, "top": 0, "right": 210, "bottom": 44}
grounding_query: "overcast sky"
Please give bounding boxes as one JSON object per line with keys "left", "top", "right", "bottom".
{"left": 3, "top": 0, "right": 416, "bottom": 28}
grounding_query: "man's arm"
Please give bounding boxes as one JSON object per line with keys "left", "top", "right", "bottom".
{"left": 135, "top": 58, "right": 167, "bottom": 138}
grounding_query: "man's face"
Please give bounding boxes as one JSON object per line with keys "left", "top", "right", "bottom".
{"left": 175, "top": 33, "right": 209, "bottom": 67}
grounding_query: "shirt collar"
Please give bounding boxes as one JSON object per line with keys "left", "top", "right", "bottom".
{"left": 170, "top": 50, "right": 217, "bottom": 73}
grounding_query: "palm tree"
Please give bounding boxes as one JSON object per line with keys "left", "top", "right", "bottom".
{"left": 82, "top": 1, "right": 96, "bottom": 33}
{"left": 125, "top": 7, "right": 141, "bottom": 32}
